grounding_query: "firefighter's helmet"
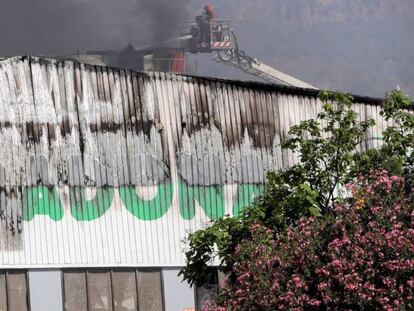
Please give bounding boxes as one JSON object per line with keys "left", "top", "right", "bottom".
{"left": 204, "top": 3, "right": 216, "bottom": 19}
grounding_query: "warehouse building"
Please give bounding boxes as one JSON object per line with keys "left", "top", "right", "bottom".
{"left": 0, "top": 56, "right": 385, "bottom": 310}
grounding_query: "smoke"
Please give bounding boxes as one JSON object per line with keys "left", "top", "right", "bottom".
{"left": 0, "top": 0, "right": 190, "bottom": 56}
{"left": 0, "top": 0, "right": 412, "bottom": 97}
{"left": 196, "top": 0, "right": 414, "bottom": 97}
{"left": 136, "top": 0, "right": 191, "bottom": 43}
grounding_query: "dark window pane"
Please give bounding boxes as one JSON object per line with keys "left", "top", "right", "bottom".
{"left": 196, "top": 269, "right": 218, "bottom": 310}
{"left": 112, "top": 271, "right": 137, "bottom": 311}
{"left": 137, "top": 269, "right": 163, "bottom": 311}
{"left": 63, "top": 271, "right": 87, "bottom": 311}
{"left": 87, "top": 270, "right": 113, "bottom": 311}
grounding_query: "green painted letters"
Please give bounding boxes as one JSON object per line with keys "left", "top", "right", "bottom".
{"left": 178, "top": 181, "right": 225, "bottom": 220}
{"left": 21, "top": 182, "right": 266, "bottom": 222}
{"left": 70, "top": 187, "right": 114, "bottom": 221}
{"left": 23, "top": 186, "right": 64, "bottom": 221}
{"left": 232, "top": 184, "right": 264, "bottom": 216}
{"left": 119, "top": 183, "right": 173, "bottom": 220}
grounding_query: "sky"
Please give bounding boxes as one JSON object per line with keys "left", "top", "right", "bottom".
{"left": 0, "top": 0, "right": 412, "bottom": 98}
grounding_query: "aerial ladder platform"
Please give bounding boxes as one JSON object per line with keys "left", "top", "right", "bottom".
{"left": 180, "top": 4, "right": 316, "bottom": 89}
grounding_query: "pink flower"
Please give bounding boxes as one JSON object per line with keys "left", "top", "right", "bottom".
{"left": 345, "top": 283, "right": 358, "bottom": 291}
{"left": 206, "top": 171, "right": 414, "bottom": 310}
{"left": 331, "top": 259, "right": 342, "bottom": 268}
{"left": 291, "top": 275, "right": 304, "bottom": 289}
{"left": 308, "top": 299, "right": 321, "bottom": 307}
{"left": 318, "top": 282, "right": 329, "bottom": 290}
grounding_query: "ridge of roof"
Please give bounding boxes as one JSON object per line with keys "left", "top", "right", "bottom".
{"left": 0, "top": 55, "right": 388, "bottom": 106}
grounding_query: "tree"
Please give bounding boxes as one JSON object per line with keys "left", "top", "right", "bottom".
{"left": 353, "top": 89, "right": 414, "bottom": 188}
{"left": 180, "top": 90, "right": 384, "bottom": 286}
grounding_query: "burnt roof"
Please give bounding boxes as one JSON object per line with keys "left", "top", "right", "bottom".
{"left": 0, "top": 55, "right": 391, "bottom": 106}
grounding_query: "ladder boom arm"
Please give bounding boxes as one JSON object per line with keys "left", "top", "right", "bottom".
{"left": 213, "top": 49, "right": 316, "bottom": 89}
{"left": 183, "top": 6, "right": 316, "bottom": 89}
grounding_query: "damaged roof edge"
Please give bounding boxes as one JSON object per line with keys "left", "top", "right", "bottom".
{"left": 0, "top": 55, "right": 395, "bottom": 106}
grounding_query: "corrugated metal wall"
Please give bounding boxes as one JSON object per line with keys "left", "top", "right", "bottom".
{"left": 0, "top": 56, "right": 388, "bottom": 267}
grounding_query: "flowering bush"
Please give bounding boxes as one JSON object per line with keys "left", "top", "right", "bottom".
{"left": 204, "top": 172, "right": 414, "bottom": 310}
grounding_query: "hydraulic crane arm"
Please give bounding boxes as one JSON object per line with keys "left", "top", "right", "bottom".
{"left": 184, "top": 4, "right": 317, "bottom": 89}
{"left": 213, "top": 50, "right": 316, "bottom": 89}
{"left": 212, "top": 32, "right": 316, "bottom": 89}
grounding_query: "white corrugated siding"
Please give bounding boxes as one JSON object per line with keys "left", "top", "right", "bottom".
{"left": 0, "top": 56, "right": 388, "bottom": 267}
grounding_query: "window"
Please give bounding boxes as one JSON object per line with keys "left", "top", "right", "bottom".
{"left": 87, "top": 270, "right": 113, "bottom": 310}
{"left": 196, "top": 268, "right": 225, "bottom": 310}
{"left": 63, "top": 270, "right": 87, "bottom": 311}
{"left": 63, "top": 269, "right": 163, "bottom": 311}
{"left": 112, "top": 271, "right": 137, "bottom": 310}
{"left": 137, "top": 269, "right": 163, "bottom": 311}
{"left": 0, "top": 271, "right": 29, "bottom": 311}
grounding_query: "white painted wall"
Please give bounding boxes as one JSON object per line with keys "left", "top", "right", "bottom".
{"left": 28, "top": 270, "right": 63, "bottom": 311}
{"left": 162, "top": 269, "right": 195, "bottom": 311}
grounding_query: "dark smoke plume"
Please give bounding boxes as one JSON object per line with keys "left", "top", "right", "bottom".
{"left": 200, "top": 0, "right": 414, "bottom": 97}
{"left": 0, "top": 0, "right": 412, "bottom": 98}
{"left": 136, "top": 0, "right": 191, "bottom": 43}
{"left": 0, "top": 0, "right": 190, "bottom": 56}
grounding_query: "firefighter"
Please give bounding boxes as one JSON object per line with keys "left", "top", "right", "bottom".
{"left": 204, "top": 4, "right": 222, "bottom": 44}
{"left": 196, "top": 4, "right": 216, "bottom": 49}
{"left": 191, "top": 4, "right": 217, "bottom": 51}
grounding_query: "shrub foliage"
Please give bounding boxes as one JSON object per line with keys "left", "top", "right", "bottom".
{"left": 204, "top": 171, "right": 414, "bottom": 310}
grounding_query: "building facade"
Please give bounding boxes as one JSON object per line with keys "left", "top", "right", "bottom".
{"left": 0, "top": 56, "right": 386, "bottom": 310}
